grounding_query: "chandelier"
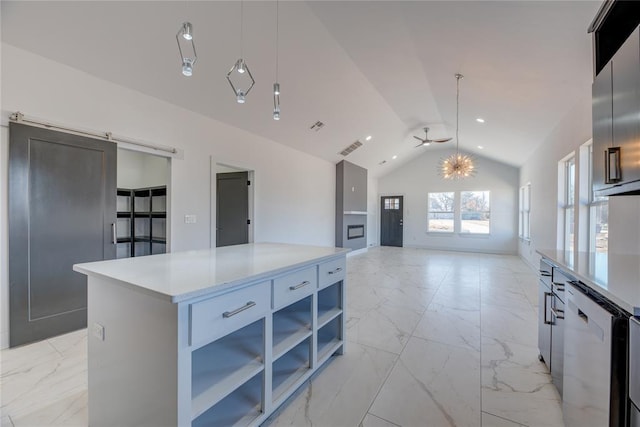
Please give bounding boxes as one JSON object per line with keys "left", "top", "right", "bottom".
{"left": 440, "top": 74, "right": 476, "bottom": 179}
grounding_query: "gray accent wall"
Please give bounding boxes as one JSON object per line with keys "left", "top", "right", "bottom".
{"left": 336, "top": 160, "right": 367, "bottom": 250}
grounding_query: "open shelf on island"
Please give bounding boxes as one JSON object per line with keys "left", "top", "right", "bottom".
{"left": 192, "top": 372, "right": 263, "bottom": 427}
{"left": 317, "top": 282, "right": 343, "bottom": 329}
{"left": 273, "top": 296, "right": 312, "bottom": 360}
{"left": 191, "top": 319, "right": 264, "bottom": 420}
{"left": 272, "top": 337, "right": 311, "bottom": 402}
{"left": 317, "top": 315, "right": 343, "bottom": 364}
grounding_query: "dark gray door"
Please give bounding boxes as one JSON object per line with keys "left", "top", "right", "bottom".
{"left": 9, "top": 123, "right": 117, "bottom": 347}
{"left": 216, "top": 172, "right": 249, "bottom": 247}
{"left": 380, "top": 196, "right": 403, "bottom": 247}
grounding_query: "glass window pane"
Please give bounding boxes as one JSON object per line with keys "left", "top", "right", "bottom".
{"left": 460, "top": 191, "right": 490, "bottom": 234}
{"left": 428, "top": 213, "right": 454, "bottom": 232}
{"left": 427, "top": 192, "right": 455, "bottom": 233}
{"left": 384, "top": 199, "right": 390, "bottom": 210}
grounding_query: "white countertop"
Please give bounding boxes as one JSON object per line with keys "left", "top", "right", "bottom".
{"left": 537, "top": 249, "right": 639, "bottom": 314}
{"left": 74, "top": 243, "right": 349, "bottom": 303}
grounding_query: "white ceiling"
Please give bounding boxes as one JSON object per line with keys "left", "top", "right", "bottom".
{"left": 1, "top": 1, "right": 600, "bottom": 177}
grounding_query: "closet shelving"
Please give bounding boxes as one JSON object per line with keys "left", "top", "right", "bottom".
{"left": 117, "top": 186, "right": 167, "bottom": 257}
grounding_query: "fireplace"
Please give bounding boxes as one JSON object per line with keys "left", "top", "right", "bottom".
{"left": 347, "top": 224, "right": 365, "bottom": 240}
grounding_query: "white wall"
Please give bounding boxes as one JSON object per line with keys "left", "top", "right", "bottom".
{"left": 518, "top": 97, "right": 592, "bottom": 267}
{"left": 0, "top": 44, "right": 335, "bottom": 348}
{"left": 377, "top": 147, "right": 519, "bottom": 254}
{"left": 117, "top": 148, "right": 169, "bottom": 189}
{"left": 367, "top": 175, "right": 379, "bottom": 247}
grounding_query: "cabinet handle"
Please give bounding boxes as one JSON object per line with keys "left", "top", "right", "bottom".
{"left": 544, "top": 292, "right": 552, "bottom": 325}
{"left": 223, "top": 301, "right": 256, "bottom": 318}
{"left": 289, "top": 281, "right": 310, "bottom": 291}
{"left": 578, "top": 308, "right": 589, "bottom": 323}
{"left": 551, "top": 307, "right": 564, "bottom": 320}
{"left": 328, "top": 267, "right": 343, "bottom": 275}
{"left": 111, "top": 223, "right": 117, "bottom": 244}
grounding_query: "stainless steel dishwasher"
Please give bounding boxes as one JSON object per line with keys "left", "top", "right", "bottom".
{"left": 563, "top": 282, "right": 628, "bottom": 427}
{"left": 630, "top": 316, "right": 640, "bottom": 427}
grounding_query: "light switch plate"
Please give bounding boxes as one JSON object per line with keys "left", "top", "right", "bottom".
{"left": 185, "top": 214, "right": 197, "bottom": 224}
{"left": 92, "top": 323, "right": 105, "bottom": 341}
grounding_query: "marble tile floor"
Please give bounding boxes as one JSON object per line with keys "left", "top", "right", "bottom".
{"left": 1, "top": 247, "right": 563, "bottom": 427}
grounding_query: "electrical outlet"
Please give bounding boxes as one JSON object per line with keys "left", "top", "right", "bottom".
{"left": 185, "top": 214, "right": 197, "bottom": 224}
{"left": 92, "top": 323, "right": 105, "bottom": 341}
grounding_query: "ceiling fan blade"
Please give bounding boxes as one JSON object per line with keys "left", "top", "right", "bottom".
{"left": 414, "top": 143, "right": 427, "bottom": 148}
{"left": 413, "top": 135, "right": 425, "bottom": 142}
{"left": 432, "top": 138, "right": 452, "bottom": 143}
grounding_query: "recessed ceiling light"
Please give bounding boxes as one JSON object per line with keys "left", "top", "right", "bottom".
{"left": 476, "top": 118, "right": 485, "bottom": 123}
{"left": 365, "top": 135, "right": 372, "bottom": 141}
{"left": 392, "top": 155, "right": 398, "bottom": 160}
{"left": 478, "top": 145, "right": 484, "bottom": 149}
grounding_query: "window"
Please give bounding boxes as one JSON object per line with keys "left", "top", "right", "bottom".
{"left": 519, "top": 184, "right": 531, "bottom": 240}
{"left": 427, "top": 192, "right": 455, "bottom": 232}
{"left": 562, "top": 156, "right": 576, "bottom": 255}
{"left": 384, "top": 198, "right": 400, "bottom": 210}
{"left": 460, "top": 191, "right": 490, "bottom": 234}
{"left": 588, "top": 144, "right": 608, "bottom": 282}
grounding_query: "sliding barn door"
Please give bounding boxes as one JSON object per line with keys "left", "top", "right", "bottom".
{"left": 9, "top": 122, "right": 116, "bottom": 347}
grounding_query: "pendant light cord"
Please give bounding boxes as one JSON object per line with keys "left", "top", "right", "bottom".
{"left": 456, "top": 75, "right": 460, "bottom": 154}
{"left": 275, "top": 0, "right": 279, "bottom": 80}
{"left": 241, "top": 0, "right": 244, "bottom": 58}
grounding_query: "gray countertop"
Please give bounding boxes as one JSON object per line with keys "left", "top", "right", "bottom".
{"left": 537, "top": 249, "right": 639, "bottom": 315}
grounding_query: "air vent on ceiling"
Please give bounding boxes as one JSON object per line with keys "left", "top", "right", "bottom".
{"left": 339, "top": 140, "right": 363, "bottom": 157}
{"left": 310, "top": 121, "right": 325, "bottom": 132}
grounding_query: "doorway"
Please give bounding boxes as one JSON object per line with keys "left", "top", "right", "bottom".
{"left": 215, "top": 163, "right": 253, "bottom": 247}
{"left": 116, "top": 148, "right": 170, "bottom": 258}
{"left": 380, "top": 196, "right": 403, "bottom": 247}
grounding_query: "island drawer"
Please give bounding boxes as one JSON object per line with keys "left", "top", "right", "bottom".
{"left": 318, "top": 258, "right": 346, "bottom": 289}
{"left": 190, "top": 281, "right": 270, "bottom": 347}
{"left": 273, "top": 266, "right": 317, "bottom": 310}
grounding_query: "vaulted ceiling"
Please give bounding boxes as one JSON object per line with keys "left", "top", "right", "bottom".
{"left": 1, "top": 1, "right": 600, "bottom": 177}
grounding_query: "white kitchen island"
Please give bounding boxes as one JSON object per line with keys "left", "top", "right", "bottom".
{"left": 73, "top": 243, "right": 349, "bottom": 427}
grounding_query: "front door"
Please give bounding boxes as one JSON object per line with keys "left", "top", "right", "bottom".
{"left": 9, "top": 123, "right": 117, "bottom": 347}
{"left": 380, "top": 196, "right": 403, "bottom": 247}
{"left": 216, "top": 172, "right": 249, "bottom": 247}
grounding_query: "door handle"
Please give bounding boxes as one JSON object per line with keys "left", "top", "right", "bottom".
{"left": 111, "top": 223, "right": 117, "bottom": 244}
{"left": 543, "top": 292, "right": 552, "bottom": 325}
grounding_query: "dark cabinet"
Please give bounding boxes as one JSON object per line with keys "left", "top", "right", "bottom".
{"left": 592, "top": 62, "right": 612, "bottom": 193}
{"left": 592, "top": 26, "right": 640, "bottom": 196}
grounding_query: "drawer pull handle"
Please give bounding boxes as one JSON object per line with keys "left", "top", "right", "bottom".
{"left": 289, "top": 281, "right": 310, "bottom": 291}
{"left": 328, "top": 267, "right": 343, "bottom": 275}
{"left": 551, "top": 307, "right": 564, "bottom": 320}
{"left": 223, "top": 301, "right": 256, "bottom": 318}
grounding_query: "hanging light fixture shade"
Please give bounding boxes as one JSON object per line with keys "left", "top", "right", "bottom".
{"left": 439, "top": 74, "right": 476, "bottom": 179}
{"left": 272, "top": 0, "right": 281, "bottom": 120}
{"left": 176, "top": 22, "right": 197, "bottom": 77}
{"left": 181, "top": 22, "right": 193, "bottom": 40}
{"left": 227, "top": 1, "right": 255, "bottom": 103}
{"left": 226, "top": 60, "right": 255, "bottom": 104}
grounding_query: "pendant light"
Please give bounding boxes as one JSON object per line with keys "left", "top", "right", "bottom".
{"left": 272, "top": 0, "right": 281, "bottom": 120}
{"left": 176, "top": 21, "right": 197, "bottom": 77}
{"left": 226, "top": 0, "right": 255, "bottom": 103}
{"left": 439, "top": 74, "right": 476, "bottom": 179}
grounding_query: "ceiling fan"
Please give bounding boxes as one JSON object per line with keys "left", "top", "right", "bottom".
{"left": 413, "top": 127, "right": 452, "bottom": 147}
